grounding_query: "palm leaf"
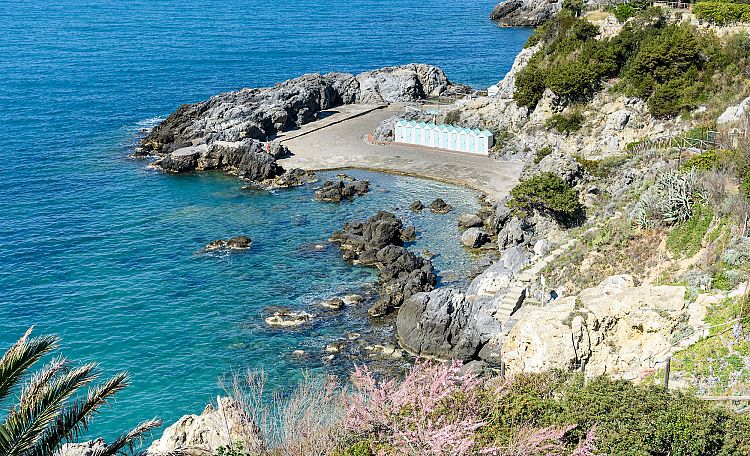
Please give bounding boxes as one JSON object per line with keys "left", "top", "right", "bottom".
{"left": 91, "top": 419, "right": 163, "bottom": 456}
{"left": 29, "top": 372, "right": 129, "bottom": 456}
{"left": 0, "top": 328, "right": 59, "bottom": 405}
{"left": 18, "top": 355, "right": 69, "bottom": 410}
{"left": 0, "top": 363, "right": 97, "bottom": 455}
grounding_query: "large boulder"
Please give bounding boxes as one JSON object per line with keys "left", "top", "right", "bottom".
{"left": 461, "top": 227, "right": 490, "bottom": 248}
{"left": 717, "top": 96, "right": 750, "bottom": 126}
{"left": 502, "top": 275, "right": 691, "bottom": 379}
{"left": 397, "top": 288, "right": 500, "bottom": 360}
{"left": 356, "top": 64, "right": 466, "bottom": 104}
{"left": 490, "top": 0, "right": 562, "bottom": 27}
{"left": 147, "top": 398, "right": 261, "bottom": 455}
{"left": 467, "top": 246, "right": 529, "bottom": 297}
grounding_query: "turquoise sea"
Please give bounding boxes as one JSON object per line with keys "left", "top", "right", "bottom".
{"left": 0, "top": 0, "right": 530, "bottom": 440}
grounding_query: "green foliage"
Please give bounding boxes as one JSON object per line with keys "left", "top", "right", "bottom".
{"left": 546, "top": 62, "right": 599, "bottom": 102}
{"left": 335, "top": 440, "right": 374, "bottom": 456}
{"left": 683, "top": 150, "right": 720, "bottom": 172}
{"left": 666, "top": 204, "right": 714, "bottom": 257}
{"left": 534, "top": 146, "right": 553, "bottom": 164}
{"left": 477, "top": 371, "right": 748, "bottom": 455}
{"left": 216, "top": 443, "right": 254, "bottom": 456}
{"left": 694, "top": 2, "right": 750, "bottom": 25}
{"left": 444, "top": 110, "right": 460, "bottom": 125}
{"left": 508, "top": 172, "right": 582, "bottom": 221}
{"left": 0, "top": 328, "right": 161, "bottom": 456}
{"left": 513, "top": 65, "right": 547, "bottom": 109}
{"left": 741, "top": 172, "right": 750, "bottom": 197}
{"left": 613, "top": 3, "right": 636, "bottom": 22}
{"left": 546, "top": 111, "right": 584, "bottom": 134}
{"left": 712, "top": 269, "right": 733, "bottom": 290}
{"left": 575, "top": 154, "right": 628, "bottom": 177}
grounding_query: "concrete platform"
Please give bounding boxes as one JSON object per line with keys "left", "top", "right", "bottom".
{"left": 278, "top": 105, "right": 524, "bottom": 200}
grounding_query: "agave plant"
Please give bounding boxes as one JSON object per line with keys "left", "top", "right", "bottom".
{"left": 0, "top": 328, "right": 162, "bottom": 456}
{"left": 633, "top": 168, "right": 706, "bottom": 228}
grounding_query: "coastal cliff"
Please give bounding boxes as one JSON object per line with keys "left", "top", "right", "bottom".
{"left": 490, "top": 0, "right": 561, "bottom": 26}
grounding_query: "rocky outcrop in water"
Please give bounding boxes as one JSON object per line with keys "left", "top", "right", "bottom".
{"left": 203, "top": 235, "right": 252, "bottom": 253}
{"left": 429, "top": 198, "right": 453, "bottom": 214}
{"left": 330, "top": 211, "right": 437, "bottom": 317}
{"left": 147, "top": 398, "right": 261, "bottom": 455}
{"left": 315, "top": 179, "right": 369, "bottom": 202}
{"left": 490, "top": 0, "right": 561, "bottom": 27}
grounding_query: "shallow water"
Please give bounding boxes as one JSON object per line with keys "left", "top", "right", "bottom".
{"left": 0, "top": 0, "right": 530, "bottom": 440}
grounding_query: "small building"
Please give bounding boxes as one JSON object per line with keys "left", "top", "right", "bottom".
{"left": 394, "top": 119, "right": 494, "bottom": 155}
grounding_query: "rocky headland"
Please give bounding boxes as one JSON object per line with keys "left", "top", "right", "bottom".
{"left": 490, "top": 0, "right": 561, "bottom": 27}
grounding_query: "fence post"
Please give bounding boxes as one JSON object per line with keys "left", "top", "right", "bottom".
{"left": 664, "top": 357, "right": 671, "bottom": 389}
{"left": 500, "top": 360, "right": 506, "bottom": 379}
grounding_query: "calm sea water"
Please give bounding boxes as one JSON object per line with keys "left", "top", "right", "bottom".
{"left": 0, "top": 0, "right": 530, "bottom": 441}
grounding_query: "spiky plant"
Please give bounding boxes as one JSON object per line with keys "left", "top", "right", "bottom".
{"left": 0, "top": 328, "right": 162, "bottom": 456}
{"left": 633, "top": 168, "right": 706, "bottom": 228}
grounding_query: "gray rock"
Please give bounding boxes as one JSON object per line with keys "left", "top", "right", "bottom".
{"left": 457, "top": 213, "right": 483, "bottom": 229}
{"left": 718, "top": 96, "right": 750, "bottom": 125}
{"left": 315, "top": 179, "right": 369, "bottom": 202}
{"left": 397, "top": 288, "right": 503, "bottom": 360}
{"left": 203, "top": 236, "right": 252, "bottom": 253}
{"left": 429, "top": 198, "right": 453, "bottom": 214}
{"left": 58, "top": 439, "right": 107, "bottom": 456}
{"left": 497, "top": 216, "right": 532, "bottom": 250}
{"left": 409, "top": 200, "right": 424, "bottom": 211}
{"left": 467, "top": 246, "right": 529, "bottom": 297}
{"left": 533, "top": 239, "right": 550, "bottom": 256}
{"left": 356, "top": 64, "right": 468, "bottom": 104}
{"left": 490, "top": 0, "right": 561, "bottom": 27}
{"left": 461, "top": 227, "right": 489, "bottom": 248}
{"left": 536, "top": 152, "right": 581, "bottom": 185}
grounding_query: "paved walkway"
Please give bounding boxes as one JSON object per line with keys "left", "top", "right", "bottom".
{"left": 278, "top": 106, "right": 524, "bottom": 200}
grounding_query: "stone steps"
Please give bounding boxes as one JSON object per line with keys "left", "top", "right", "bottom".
{"left": 495, "top": 239, "right": 577, "bottom": 324}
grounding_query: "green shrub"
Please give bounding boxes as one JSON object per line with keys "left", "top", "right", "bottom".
{"left": 545, "top": 61, "right": 599, "bottom": 102}
{"left": 508, "top": 172, "right": 582, "bottom": 221}
{"left": 694, "top": 2, "right": 750, "bottom": 25}
{"left": 741, "top": 172, "right": 750, "bottom": 198}
{"left": 478, "top": 371, "right": 745, "bottom": 455}
{"left": 648, "top": 79, "right": 687, "bottom": 118}
{"left": 546, "top": 111, "right": 584, "bottom": 134}
{"left": 575, "top": 155, "right": 627, "bottom": 177}
{"left": 534, "top": 146, "right": 553, "bottom": 164}
{"left": 683, "top": 150, "right": 720, "bottom": 172}
{"left": 514, "top": 65, "right": 547, "bottom": 109}
{"left": 444, "top": 110, "right": 460, "bottom": 125}
{"left": 666, "top": 204, "right": 714, "bottom": 257}
{"left": 613, "top": 3, "right": 636, "bottom": 22}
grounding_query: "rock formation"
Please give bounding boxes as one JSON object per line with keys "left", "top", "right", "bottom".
{"left": 502, "top": 275, "right": 693, "bottom": 380}
{"left": 330, "top": 211, "right": 437, "bottom": 317}
{"left": 315, "top": 179, "right": 369, "bottom": 202}
{"left": 203, "top": 235, "right": 252, "bottom": 253}
{"left": 147, "top": 397, "right": 261, "bottom": 455}
{"left": 490, "top": 0, "right": 561, "bottom": 27}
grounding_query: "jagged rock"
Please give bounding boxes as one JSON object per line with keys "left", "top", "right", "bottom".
{"left": 331, "top": 212, "right": 436, "bottom": 317}
{"left": 147, "top": 398, "right": 262, "bottom": 455}
{"left": 203, "top": 236, "right": 252, "bottom": 253}
{"left": 315, "top": 179, "right": 369, "bottom": 202}
{"left": 457, "top": 213, "right": 483, "bottom": 229}
{"left": 502, "top": 275, "right": 692, "bottom": 380}
{"left": 319, "top": 298, "right": 345, "bottom": 310}
{"left": 409, "top": 200, "right": 424, "bottom": 211}
{"left": 461, "top": 227, "right": 490, "bottom": 248}
{"left": 718, "top": 96, "right": 750, "bottom": 125}
{"left": 490, "top": 0, "right": 561, "bottom": 27}
{"left": 493, "top": 43, "right": 542, "bottom": 99}
{"left": 467, "top": 246, "right": 529, "bottom": 297}
{"left": 497, "top": 216, "right": 533, "bottom": 250}
{"left": 429, "top": 198, "right": 453, "bottom": 214}
{"left": 533, "top": 152, "right": 582, "bottom": 185}
{"left": 397, "top": 288, "right": 501, "bottom": 360}
{"left": 402, "top": 225, "right": 417, "bottom": 241}
{"left": 356, "top": 64, "right": 468, "bottom": 104}
{"left": 59, "top": 439, "right": 107, "bottom": 456}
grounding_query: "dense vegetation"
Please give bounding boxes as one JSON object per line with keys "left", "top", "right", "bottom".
{"left": 214, "top": 362, "right": 750, "bottom": 456}
{"left": 514, "top": 6, "right": 750, "bottom": 118}
{"left": 695, "top": 2, "right": 750, "bottom": 25}
{"left": 508, "top": 172, "right": 583, "bottom": 222}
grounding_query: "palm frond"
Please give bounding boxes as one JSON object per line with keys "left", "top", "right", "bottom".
{"left": 29, "top": 372, "right": 130, "bottom": 456}
{"left": 19, "top": 355, "right": 70, "bottom": 409}
{"left": 92, "top": 419, "right": 163, "bottom": 456}
{"left": 0, "top": 363, "right": 97, "bottom": 455}
{"left": 0, "top": 328, "right": 59, "bottom": 405}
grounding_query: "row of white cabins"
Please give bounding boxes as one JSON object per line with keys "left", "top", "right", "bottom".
{"left": 393, "top": 119, "right": 495, "bottom": 155}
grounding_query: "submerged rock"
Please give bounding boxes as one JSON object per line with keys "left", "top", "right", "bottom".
{"left": 265, "top": 310, "right": 313, "bottom": 327}
{"left": 319, "top": 298, "right": 345, "bottom": 310}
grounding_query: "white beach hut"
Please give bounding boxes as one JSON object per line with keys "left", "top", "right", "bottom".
{"left": 393, "top": 119, "right": 494, "bottom": 155}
